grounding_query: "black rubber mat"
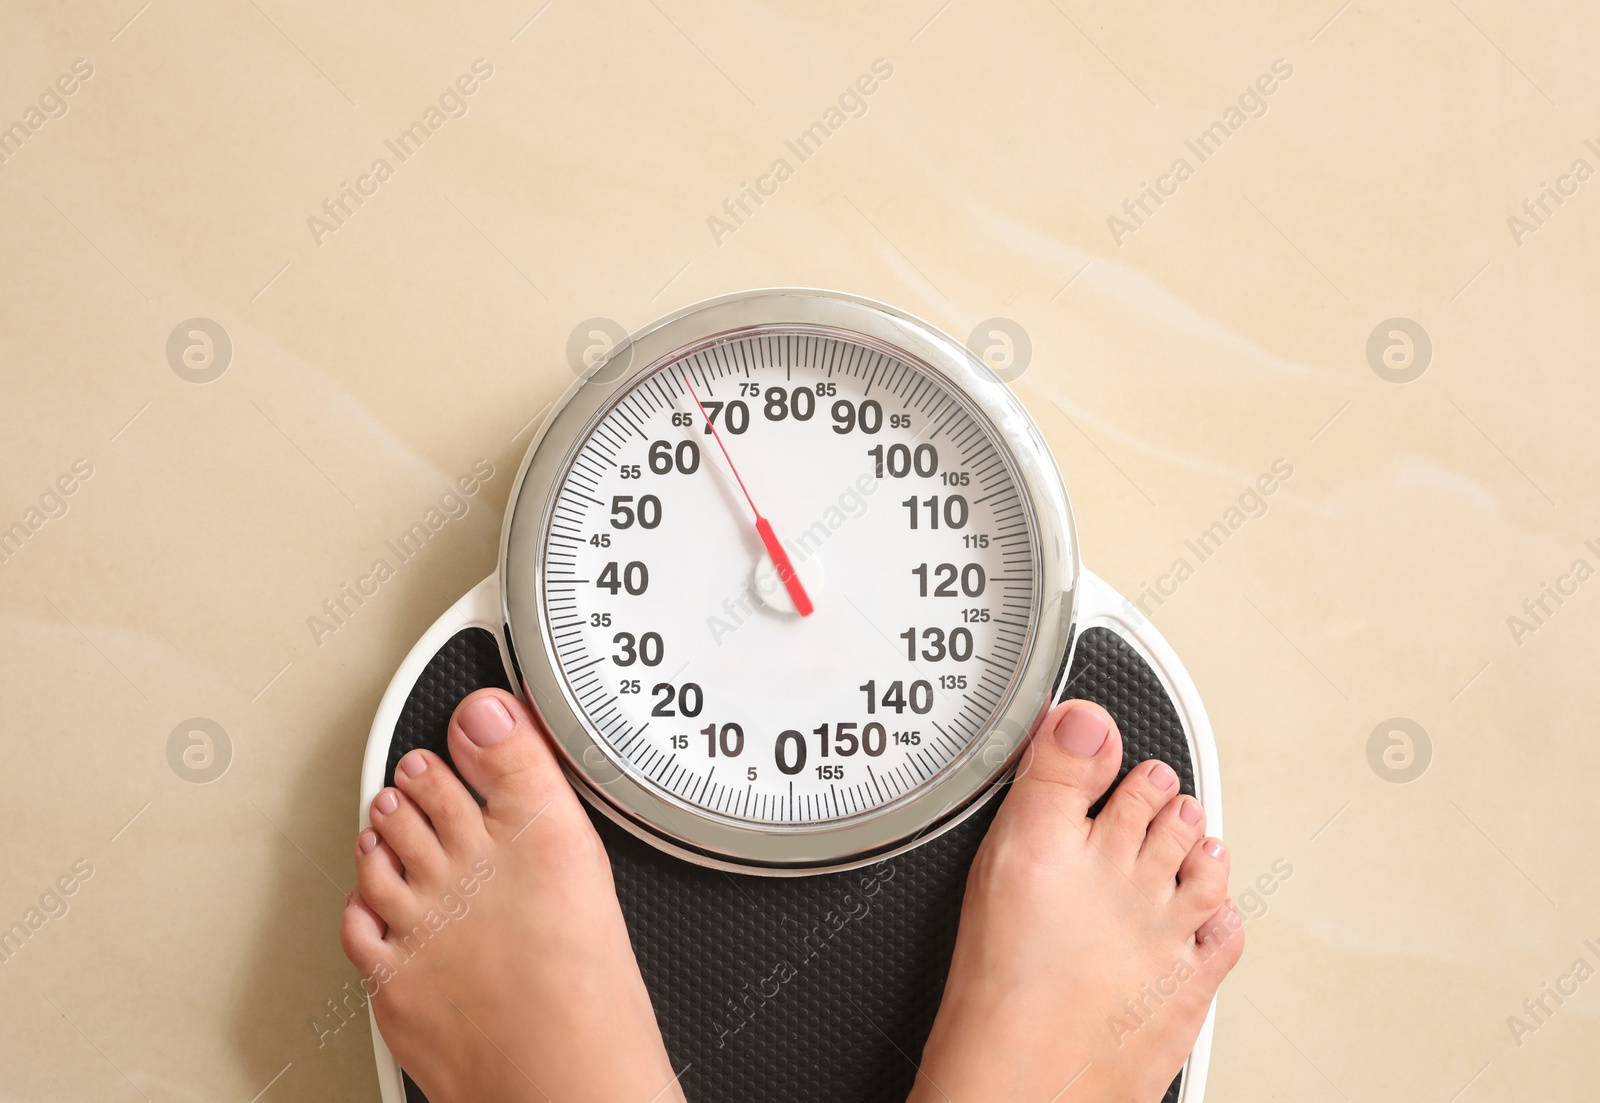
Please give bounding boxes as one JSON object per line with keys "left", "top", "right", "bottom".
{"left": 384, "top": 624, "right": 1192, "bottom": 1103}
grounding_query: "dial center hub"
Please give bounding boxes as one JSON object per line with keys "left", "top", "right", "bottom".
{"left": 753, "top": 548, "right": 825, "bottom": 615}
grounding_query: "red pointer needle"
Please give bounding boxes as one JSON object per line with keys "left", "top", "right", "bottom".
{"left": 683, "top": 377, "right": 814, "bottom": 617}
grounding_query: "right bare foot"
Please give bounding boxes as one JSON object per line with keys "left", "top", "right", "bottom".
{"left": 909, "top": 700, "right": 1244, "bottom": 1103}
{"left": 340, "top": 688, "right": 684, "bottom": 1103}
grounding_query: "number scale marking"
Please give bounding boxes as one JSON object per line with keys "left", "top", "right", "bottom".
{"left": 541, "top": 333, "right": 1040, "bottom": 826}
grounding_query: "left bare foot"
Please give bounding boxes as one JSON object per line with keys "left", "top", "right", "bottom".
{"left": 340, "top": 688, "right": 684, "bottom": 1103}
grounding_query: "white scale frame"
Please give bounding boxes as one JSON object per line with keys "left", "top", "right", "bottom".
{"left": 357, "top": 290, "right": 1223, "bottom": 1103}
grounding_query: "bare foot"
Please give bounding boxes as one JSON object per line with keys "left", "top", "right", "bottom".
{"left": 909, "top": 700, "right": 1244, "bottom": 1103}
{"left": 340, "top": 688, "right": 684, "bottom": 1103}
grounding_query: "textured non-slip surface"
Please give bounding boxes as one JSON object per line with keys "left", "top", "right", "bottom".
{"left": 386, "top": 625, "right": 1191, "bottom": 1103}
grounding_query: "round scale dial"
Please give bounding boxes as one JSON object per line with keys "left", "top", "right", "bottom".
{"left": 540, "top": 332, "right": 1039, "bottom": 826}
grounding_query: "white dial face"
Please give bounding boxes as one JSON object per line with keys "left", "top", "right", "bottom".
{"left": 540, "top": 332, "right": 1039, "bottom": 826}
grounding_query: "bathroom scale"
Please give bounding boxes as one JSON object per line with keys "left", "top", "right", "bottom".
{"left": 358, "top": 289, "right": 1223, "bottom": 1103}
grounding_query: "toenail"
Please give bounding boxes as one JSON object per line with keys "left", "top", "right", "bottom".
{"left": 375, "top": 790, "right": 398, "bottom": 815}
{"left": 399, "top": 750, "right": 428, "bottom": 777}
{"left": 1149, "top": 761, "right": 1177, "bottom": 789}
{"left": 459, "top": 695, "right": 516, "bottom": 746}
{"left": 357, "top": 830, "right": 378, "bottom": 854}
{"left": 1055, "top": 705, "right": 1109, "bottom": 757}
{"left": 1205, "top": 839, "right": 1226, "bottom": 861}
{"left": 1179, "top": 798, "right": 1203, "bottom": 826}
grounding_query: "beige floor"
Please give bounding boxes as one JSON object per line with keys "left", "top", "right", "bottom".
{"left": 3, "top": 1, "right": 1597, "bottom": 1099}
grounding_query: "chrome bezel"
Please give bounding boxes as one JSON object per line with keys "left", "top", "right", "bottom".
{"left": 501, "top": 289, "right": 1078, "bottom": 872}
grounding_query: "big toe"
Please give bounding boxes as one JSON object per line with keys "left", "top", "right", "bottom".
{"left": 446, "top": 689, "right": 585, "bottom": 838}
{"left": 995, "top": 701, "right": 1124, "bottom": 839}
